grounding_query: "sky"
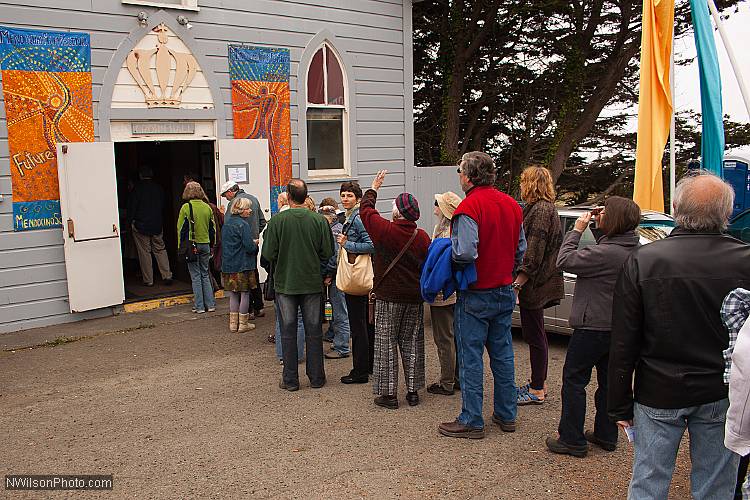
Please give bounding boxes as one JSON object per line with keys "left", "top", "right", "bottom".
{"left": 674, "top": 2, "right": 750, "bottom": 125}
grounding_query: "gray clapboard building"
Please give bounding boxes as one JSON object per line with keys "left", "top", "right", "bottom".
{"left": 0, "top": 0, "right": 416, "bottom": 334}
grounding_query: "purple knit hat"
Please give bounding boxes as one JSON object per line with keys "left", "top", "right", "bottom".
{"left": 395, "top": 193, "right": 420, "bottom": 221}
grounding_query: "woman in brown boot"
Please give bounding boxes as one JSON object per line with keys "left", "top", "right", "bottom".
{"left": 221, "top": 197, "right": 259, "bottom": 332}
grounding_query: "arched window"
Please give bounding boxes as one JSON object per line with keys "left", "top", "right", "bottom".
{"left": 306, "top": 43, "right": 348, "bottom": 174}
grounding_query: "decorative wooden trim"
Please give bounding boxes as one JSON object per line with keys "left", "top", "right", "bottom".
{"left": 98, "top": 10, "right": 225, "bottom": 141}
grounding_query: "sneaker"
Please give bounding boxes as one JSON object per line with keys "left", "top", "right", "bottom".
{"left": 325, "top": 350, "right": 349, "bottom": 359}
{"left": 254, "top": 309, "right": 265, "bottom": 318}
{"left": 585, "top": 430, "right": 617, "bottom": 451}
{"left": 207, "top": 307, "right": 216, "bottom": 313}
{"left": 427, "top": 383, "right": 454, "bottom": 396}
{"left": 545, "top": 436, "right": 587, "bottom": 458}
{"left": 279, "top": 378, "right": 299, "bottom": 392}
{"left": 191, "top": 308, "right": 205, "bottom": 314}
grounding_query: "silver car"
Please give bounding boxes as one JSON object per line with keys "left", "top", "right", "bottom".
{"left": 511, "top": 207, "right": 675, "bottom": 335}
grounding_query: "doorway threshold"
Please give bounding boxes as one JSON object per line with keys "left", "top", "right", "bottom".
{"left": 123, "top": 290, "right": 225, "bottom": 314}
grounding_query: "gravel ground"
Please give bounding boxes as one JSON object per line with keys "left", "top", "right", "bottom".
{"left": 0, "top": 301, "right": 693, "bottom": 499}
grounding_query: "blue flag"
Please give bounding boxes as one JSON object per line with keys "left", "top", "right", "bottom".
{"left": 690, "top": 0, "right": 724, "bottom": 176}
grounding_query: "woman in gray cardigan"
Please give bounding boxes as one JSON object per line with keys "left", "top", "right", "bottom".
{"left": 545, "top": 196, "right": 640, "bottom": 458}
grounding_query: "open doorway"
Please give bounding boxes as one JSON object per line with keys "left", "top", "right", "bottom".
{"left": 115, "top": 140, "right": 216, "bottom": 301}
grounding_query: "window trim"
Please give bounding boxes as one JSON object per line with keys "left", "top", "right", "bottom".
{"left": 122, "top": 0, "right": 200, "bottom": 12}
{"left": 298, "top": 31, "right": 357, "bottom": 183}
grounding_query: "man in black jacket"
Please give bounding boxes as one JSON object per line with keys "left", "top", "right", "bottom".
{"left": 127, "top": 165, "right": 172, "bottom": 287}
{"left": 608, "top": 172, "right": 750, "bottom": 499}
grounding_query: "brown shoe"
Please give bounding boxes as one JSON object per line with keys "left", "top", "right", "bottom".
{"left": 491, "top": 413, "right": 516, "bottom": 432}
{"left": 438, "top": 420, "right": 485, "bottom": 439}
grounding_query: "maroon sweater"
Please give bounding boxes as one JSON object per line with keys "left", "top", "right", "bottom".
{"left": 359, "top": 189, "right": 431, "bottom": 303}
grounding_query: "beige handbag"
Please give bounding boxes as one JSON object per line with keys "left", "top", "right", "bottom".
{"left": 336, "top": 247, "right": 374, "bottom": 296}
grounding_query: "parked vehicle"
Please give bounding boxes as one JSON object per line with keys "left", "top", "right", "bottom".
{"left": 511, "top": 207, "right": 675, "bottom": 335}
{"left": 728, "top": 208, "right": 750, "bottom": 243}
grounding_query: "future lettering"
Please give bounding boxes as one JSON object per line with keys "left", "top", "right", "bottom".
{"left": 12, "top": 149, "right": 55, "bottom": 177}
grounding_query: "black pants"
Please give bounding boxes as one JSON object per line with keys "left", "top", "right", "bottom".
{"left": 345, "top": 294, "right": 374, "bottom": 378}
{"left": 558, "top": 329, "right": 618, "bottom": 447}
{"left": 250, "top": 269, "right": 264, "bottom": 312}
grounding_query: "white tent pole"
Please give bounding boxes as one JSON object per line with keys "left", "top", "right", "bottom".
{"left": 707, "top": 0, "right": 750, "bottom": 119}
{"left": 670, "top": 40, "right": 676, "bottom": 215}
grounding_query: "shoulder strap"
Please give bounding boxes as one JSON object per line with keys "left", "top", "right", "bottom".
{"left": 188, "top": 201, "right": 195, "bottom": 241}
{"left": 373, "top": 229, "right": 418, "bottom": 291}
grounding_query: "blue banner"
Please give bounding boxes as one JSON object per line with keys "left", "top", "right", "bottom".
{"left": 228, "top": 45, "right": 290, "bottom": 82}
{"left": 689, "top": 0, "right": 724, "bottom": 176}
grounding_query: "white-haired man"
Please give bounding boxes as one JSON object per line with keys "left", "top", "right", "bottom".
{"left": 608, "top": 172, "right": 750, "bottom": 499}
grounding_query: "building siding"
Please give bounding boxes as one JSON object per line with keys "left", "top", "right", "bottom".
{"left": 0, "top": 0, "right": 412, "bottom": 333}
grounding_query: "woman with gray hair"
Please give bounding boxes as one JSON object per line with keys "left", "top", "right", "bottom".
{"left": 221, "top": 197, "right": 259, "bottom": 333}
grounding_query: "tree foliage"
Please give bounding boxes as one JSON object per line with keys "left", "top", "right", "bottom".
{"left": 413, "top": 0, "right": 746, "bottom": 202}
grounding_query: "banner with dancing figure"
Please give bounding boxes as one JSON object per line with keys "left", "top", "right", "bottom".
{"left": 229, "top": 45, "right": 292, "bottom": 214}
{"left": 0, "top": 26, "right": 94, "bottom": 231}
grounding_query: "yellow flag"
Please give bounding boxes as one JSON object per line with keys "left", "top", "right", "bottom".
{"left": 633, "top": 0, "right": 674, "bottom": 212}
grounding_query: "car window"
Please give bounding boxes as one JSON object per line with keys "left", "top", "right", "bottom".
{"left": 560, "top": 215, "right": 596, "bottom": 249}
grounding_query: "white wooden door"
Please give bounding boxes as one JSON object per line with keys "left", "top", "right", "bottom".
{"left": 57, "top": 142, "right": 125, "bottom": 312}
{"left": 217, "top": 139, "right": 272, "bottom": 281}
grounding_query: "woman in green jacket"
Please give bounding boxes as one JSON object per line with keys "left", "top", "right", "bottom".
{"left": 178, "top": 182, "right": 216, "bottom": 313}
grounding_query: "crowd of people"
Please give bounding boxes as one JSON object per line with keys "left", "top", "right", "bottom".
{"left": 165, "top": 151, "right": 750, "bottom": 499}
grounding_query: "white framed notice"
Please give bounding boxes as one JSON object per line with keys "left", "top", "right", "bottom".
{"left": 226, "top": 163, "right": 249, "bottom": 184}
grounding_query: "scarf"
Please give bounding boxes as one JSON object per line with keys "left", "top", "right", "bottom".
{"left": 345, "top": 203, "right": 360, "bottom": 221}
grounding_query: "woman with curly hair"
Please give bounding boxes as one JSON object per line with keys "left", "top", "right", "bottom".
{"left": 514, "top": 166, "right": 564, "bottom": 405}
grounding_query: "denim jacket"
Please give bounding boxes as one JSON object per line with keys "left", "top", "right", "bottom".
{"left": 221, "top": 216, "right": 258, "bottom": 273}
{"left": 342, "top": 208, "right": 375, "bottom": 254}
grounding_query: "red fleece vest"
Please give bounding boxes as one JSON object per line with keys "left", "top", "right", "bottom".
{"left": 453, "top": 186, "right": 522, "bottom": 289}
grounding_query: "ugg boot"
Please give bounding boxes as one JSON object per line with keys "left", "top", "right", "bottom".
{"left": 229, "top": 312, "right": 239, "bottom": 333}
{"left": 238, "top": 313, "right": 256, "bottom": 333}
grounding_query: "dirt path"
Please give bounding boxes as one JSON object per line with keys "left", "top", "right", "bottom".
{"left": 0, "top": 302, "right": 693, "bottom": 499}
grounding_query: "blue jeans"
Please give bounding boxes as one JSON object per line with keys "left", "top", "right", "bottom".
{"left": 276, "top": 292, "right": 325, "bottom": 387}
{"left": 629, "top": 399, "right": 739, "bottom": 500}
{"left": 275, "top": 303, "right": 305, "bottom": 361}
{"left": 454, "top": 286, "right": 516, "bottom": 429}
{"left": 326, "top": 283, "right": 350, "bottom": 355}
{"left": 187, "top": 243, "right": 215, "bottom": 311}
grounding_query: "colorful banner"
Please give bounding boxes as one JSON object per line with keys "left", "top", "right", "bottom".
{"left": 0, "top": 26, "right": 94, "bottom": 231}
{"left": 229, "top": 45, "right": 291, "bottom": 214}
{"left": 633, "top": 0, "right": 674, "bottom": 212}
{"left": 690, "top": 0, "right": 724, "bottom": 176}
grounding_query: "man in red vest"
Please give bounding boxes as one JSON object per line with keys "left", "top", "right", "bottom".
{"left": 438, "top": 151, "right": 526, "bottom": 439}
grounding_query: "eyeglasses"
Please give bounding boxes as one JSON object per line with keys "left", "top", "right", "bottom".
{"left": 434, "top": 200, "right": 439, "bottom": 207}
{"left": 456, "top": 167, "right": 462, "bottom": 174}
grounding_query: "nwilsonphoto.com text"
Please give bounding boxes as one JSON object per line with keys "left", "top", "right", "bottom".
{"left": 5, "top": 474, "right": 113, "bottom": 491}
